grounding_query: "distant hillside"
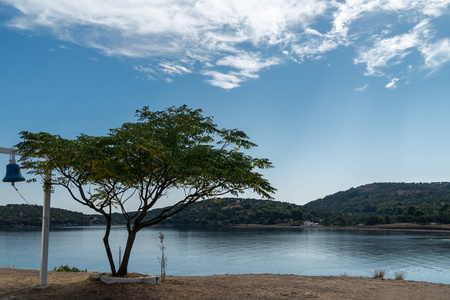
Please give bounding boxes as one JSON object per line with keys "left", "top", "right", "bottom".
{"left": 0, "top": 204, "right": 129, "bottom": 228}
{"left": 305, "top": 182, "right": 450, "bottom": 225}
{"left": 0, "top": 204, "right": 96, "bottom": 228}
{"left": 4, "top": 183, "right": 450, "bottom": 228}
{"left": 157, "top": 198, "right": 334, "bottom": 226}
{"left": 0, "top": 198, "right": 337, "bottom": 228}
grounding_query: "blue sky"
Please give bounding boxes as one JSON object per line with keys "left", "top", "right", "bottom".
{"left": 1, "top": 0, "right": 449, "bottom": 213}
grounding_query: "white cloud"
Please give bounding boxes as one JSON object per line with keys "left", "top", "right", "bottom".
{"left": 332, "top": 0, "right": 381, "bottom": 38}
{"left": 291, "top": 37, "right": 339, "bottom": 61}
{"left": 354, "top": 19, "right": 431, "bottom": 76}
{"left": 133, "top": 64, "right": 156, "bottom": 80}
{"left": 202, "top": 71, "right": 244, "bottom": 90}
{"left": 133, "top": 65, "right": 154, "bottom": 74}
{"left": 158, "top": 62, "right": 191, "bottom": 76}
{"left": 355, "top": 84, "right": 369, "bottom": 92}
{"left": 216, "top": 53, "right": 280, "bottom": 73}
{"left": 212, "top": 52, "right": 280, "bottom": 85}
{"left": 419, "top": 0, "right": 450, "bottom": 17}
{"left": 385, "top": 77, "right": 399, "bottom": 88}
{"left": 1, "top": 0, "right": 449, "bottom": 89}
{"left": 420, "top": 38, "right": 450, "bottom": 70}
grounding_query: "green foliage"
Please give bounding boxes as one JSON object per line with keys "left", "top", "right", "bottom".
{"left": 53, "top": 265, "right": 87, "bottom": 272}
{"left": 384, "top": 214, "right": 392, "bottom": 224}
{"left": 16, "top": 105, "right": 275, "bottom": 276}
{"left": 17, "top": 105, "right": 276, "bottom": 216}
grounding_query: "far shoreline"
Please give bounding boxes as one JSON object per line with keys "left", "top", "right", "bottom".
{"left": 225, "top": 223, "right": 450, "bottom": 233}
{"left": 2, "top": 222, "right": 450, "bottom": 233}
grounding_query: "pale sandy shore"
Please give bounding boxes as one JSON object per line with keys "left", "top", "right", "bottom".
{"left": 1, "top": 268, "right": 449, "bottom": 300}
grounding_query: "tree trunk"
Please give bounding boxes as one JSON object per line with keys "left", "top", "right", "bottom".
{"left": 103, "top": 217, "right": 117, "bottom": 276}
{"left": 116, "top": 228, "right": 137, "bottom": 276}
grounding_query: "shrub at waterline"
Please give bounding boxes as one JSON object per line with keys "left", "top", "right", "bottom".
{"left": 53, "top": 265, "right": 87, "bottom": 272}
{"left": 373, "top": 269, "right": 386, "bottom": 279}
{"left": 395, "top": 272, "right": 405, "bottom": 280}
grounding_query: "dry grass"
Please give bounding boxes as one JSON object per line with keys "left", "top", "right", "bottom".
{"left": 395, "top": 272, "right": 406, "bottom": 280}
{"left": 1, "top": 268, "right": 450, "bottom": 300}
{"left": 373, "top": 269, "right": 386, "bottom": 279}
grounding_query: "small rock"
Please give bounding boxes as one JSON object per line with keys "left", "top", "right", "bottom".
{"left": 89, "top": 273, "right": 104, "bottom": 281}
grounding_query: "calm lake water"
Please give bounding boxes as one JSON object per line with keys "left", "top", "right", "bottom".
{"left": 1, "top": 226, "right": 449, "bottom": 284}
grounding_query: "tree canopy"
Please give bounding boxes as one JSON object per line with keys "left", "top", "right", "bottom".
{"left": 17, "top": 105, "right": 275, "bottom": 276}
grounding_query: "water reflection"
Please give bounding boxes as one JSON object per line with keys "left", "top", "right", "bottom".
{"left": 0, "top": 226, "right": 449, "bottom": 284}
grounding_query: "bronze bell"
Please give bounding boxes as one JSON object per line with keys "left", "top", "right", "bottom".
{"left": 3, "top": 162, "right": 26, "bottom": 183}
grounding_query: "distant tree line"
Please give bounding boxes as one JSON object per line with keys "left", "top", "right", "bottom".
{"left": 2, "top": 182, "right": 450, "bottom": 228}
{"left": 158, "top": 198, "right": 333, "bottom": 226}
{"left": 0, "top": 199, "right": 334, "bottom": 228}
{"left": 0, "top": 204, "right": 91, "bottom": 227}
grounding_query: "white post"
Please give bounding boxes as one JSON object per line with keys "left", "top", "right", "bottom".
{"left": 0, "top": 147, "right": 52, "bottom": 285}
{"left": 40, "top": 170, "right": 51, "bottom": 286}
{"left": 1, "top": 146, "right": 51, "bottom": 286}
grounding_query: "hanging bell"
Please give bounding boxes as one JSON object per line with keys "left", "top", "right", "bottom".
{"left": 3, "top": 162, "right": 26, "bottom": 183}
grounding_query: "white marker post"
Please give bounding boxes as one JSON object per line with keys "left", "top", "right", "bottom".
{"left": 40, "top": 170, "right": 51, "bottom": 286}
{"left": 0, "top": 146, "right": 51, "bottom": 286}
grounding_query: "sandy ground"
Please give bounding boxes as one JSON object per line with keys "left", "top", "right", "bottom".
{"left": 1, "top": 268, "right": 449, "bottom": 300}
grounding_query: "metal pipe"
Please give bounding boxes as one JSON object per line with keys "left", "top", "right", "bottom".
{"left": 0, "top": 147, "right": 15, "bottom": 155}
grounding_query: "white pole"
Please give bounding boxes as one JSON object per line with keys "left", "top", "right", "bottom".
{"left": 1, "top": 146, "right": 51, "bottom": 286}
{"left": 40, "top": 170, "right": 51, "bottom": 286}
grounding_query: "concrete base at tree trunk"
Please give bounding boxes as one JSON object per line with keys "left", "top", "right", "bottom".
{"left": 89, "top": 273, "right": 160, "bottom": 285}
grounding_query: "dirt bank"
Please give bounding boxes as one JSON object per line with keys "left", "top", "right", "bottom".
{"left": 1, "top": 268, "right": 449, "bottom": 300}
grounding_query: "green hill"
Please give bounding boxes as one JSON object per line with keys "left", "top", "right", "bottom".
{"left": 0, "top": 204, "right": 95, "bottom": 227}
{"left": 305, "top": 182, "right": 450, "bottom": 225}
{"left": 0, "top": 198, "right": 335, "bottom": 228}
{"left": 3, "top": 182, "right": 450, "bottom": 228}
{"left": 157, "top": 198, "right": 332, "bottom": 226}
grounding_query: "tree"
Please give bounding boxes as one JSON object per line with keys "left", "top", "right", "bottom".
{"left": 17, "top": 105, "right": 276, "bottom": 276}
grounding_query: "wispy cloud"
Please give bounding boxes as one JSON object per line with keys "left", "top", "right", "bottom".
{"left": 201, "top": 52, "right": 281, "bottom": 88}
{"left": 133, "top": 65, "right": 153, "bottom": 73}
{"left": 420, "top": 38, "right": 450, "bottom": 70}
{"left": 355, "top": 84, "right": 369, "bottom": 92}
{"left": 202, "top": 70, "right": 245, "bottom": 90}
{"left": 385, "top": 78, "right": 399, "bottom": 89}
{"left": 158, "top": 62, "right": 191, "bottom": 76}
{"left": 1, "top": 0, "right": 449, "bottom": 89}
{"left": 133, "top": 65, "right": 156, "bottom": 80}
{"left": 354, "top": 20, "right": 432, "bottom": 76}
{"left": 215, "top": 53, "right": 280, "bottom": 74}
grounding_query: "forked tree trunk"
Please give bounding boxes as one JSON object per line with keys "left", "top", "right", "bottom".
{"left": 116, "top": 229, "right": 138, "bottom": 276}
{"left": 103, "top": 217, "right": 117, "bottom": 276}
